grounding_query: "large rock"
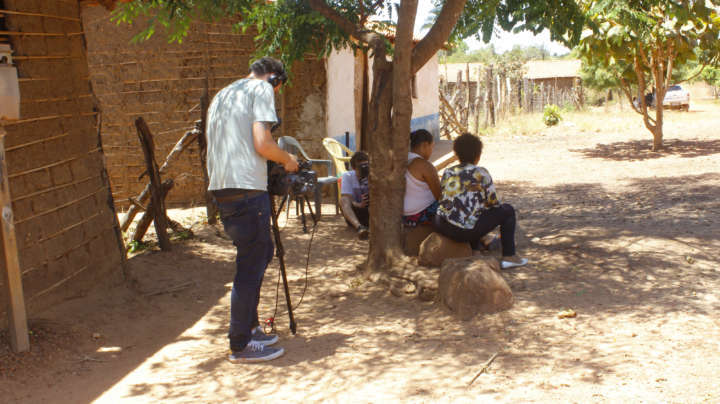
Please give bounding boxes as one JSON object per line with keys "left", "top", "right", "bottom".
{"left": 402, "top": 224, "right": 434, "bottom": 256}
{"left": 438, "top": 256, "right": 513, "bottom": 320}
{"left": 418, "top": 232, "right": 472, "bottom": 267}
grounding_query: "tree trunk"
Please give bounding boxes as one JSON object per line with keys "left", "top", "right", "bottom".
{"left": 363, "top": 0, "right": 417, "bottom": 274}
{"left": 307, "top": 0, "right": 467, "bottom": 276}
{"left": 652, "top": 83, "right": 665, "bottom": 151}
{"left": 365, "top": 67, "right": 402, "bottom": 273}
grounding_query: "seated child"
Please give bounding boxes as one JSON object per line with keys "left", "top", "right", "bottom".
{"left": 340, "top": 151, "right": 370, "bottom": 239}
{"left": 433, "top": 133, "right": 528, "bottom": 269}
{"left": 403, "top": 129, "right": 441, "bottom": 227}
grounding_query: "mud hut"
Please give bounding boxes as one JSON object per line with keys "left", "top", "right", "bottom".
{"left": 0, "top": 0, "right": 125, "bottom": 328}
{"left": 81, "top": 6, "right": 328, "bottom": 207}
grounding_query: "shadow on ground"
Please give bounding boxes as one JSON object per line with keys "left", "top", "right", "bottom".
{"left": 3, "top": 170, "right": 719, "bottom": 402}
{"left": 570, "top": 138, "right": 720, "bottom": 161}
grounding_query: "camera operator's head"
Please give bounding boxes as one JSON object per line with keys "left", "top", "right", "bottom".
{"left": 350, "top": 151, "right": 369, "bottom": 180}
{"left": 250, "top": 57, "right": 288, "bottom": 91}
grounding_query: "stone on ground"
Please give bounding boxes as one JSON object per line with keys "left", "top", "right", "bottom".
{"left": 418, "top": 232, "right": 472, "bottom": 267}
{"left": 438, "top": 256, "right": 513, "bottom": 320}
{"left": 403, "top": 224, "right": 434, "bottom": 256}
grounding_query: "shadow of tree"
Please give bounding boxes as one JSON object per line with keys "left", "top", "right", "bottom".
{"left": 570, "top": 138, "right": 720, "bottom": 161}
{"left": 5, "top": 171, "right": 720, "bottom": 402}
{"left": 502, "top": 172, "right": 720, "bottom": 316}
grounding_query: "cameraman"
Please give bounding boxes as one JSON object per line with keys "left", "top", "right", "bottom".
{"left": 340, "top": 151, "right": 370, "bottom": 240}
{"left": 206, "top": 56, "right": 298, "bottom": 363}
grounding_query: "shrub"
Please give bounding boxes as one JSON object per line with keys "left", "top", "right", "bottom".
{"left": 543, "top": 104, "right": 562, "bottom": 126}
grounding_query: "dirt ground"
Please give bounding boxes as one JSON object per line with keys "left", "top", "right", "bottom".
{"left": 2, "top": 101, "right": 720, "bottom": 403}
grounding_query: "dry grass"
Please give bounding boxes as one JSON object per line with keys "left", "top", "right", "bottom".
{"left": 480, "top": 99, "right": 720, "bottom": 139}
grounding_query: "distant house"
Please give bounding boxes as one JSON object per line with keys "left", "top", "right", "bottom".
{"left": 439, "top": 59, "right": 583, "bottom": 113}
{"left": 440, "top": 59, "right": 581, "bottom": 86}
{"left": 524, "top": 59, "right": 582, "bottom": 91}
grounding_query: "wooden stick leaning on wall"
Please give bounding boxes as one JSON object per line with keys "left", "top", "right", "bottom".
{"left": 134, "top": 117, "right": 171, "bottom": 251}
{"left": 129, "top": 179, "right": 190, "bottom": 243}
{"left": 129, "top": 179, "right": 173, "bottom": 243}
{"left": 0, "top": 132, "right": 30, "bottom": 353}
{"left": 197, "top": 85, "right": 218, "bottom": 225}
{"left": 119, "top": 127, "right": 199, "bottom": 232}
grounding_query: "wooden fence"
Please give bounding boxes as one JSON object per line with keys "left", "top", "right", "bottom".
{"left": 439, "top": 64, "right": 584, "bottom": 138}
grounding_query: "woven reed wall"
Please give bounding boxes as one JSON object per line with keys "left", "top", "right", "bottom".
{"left": 0, "top": 0, "right": 124, "bottom": 322}
{"left": 81, "top": 7, "right": 328, "bottom": 208}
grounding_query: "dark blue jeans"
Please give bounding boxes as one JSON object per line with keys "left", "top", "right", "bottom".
{"left": 217, "top": 192, "right": 274, "bottom": 352}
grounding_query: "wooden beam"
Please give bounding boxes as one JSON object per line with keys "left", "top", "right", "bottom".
{"left": 134, "top": 117, "right": 171, "bottom": 251}
{"left": 198, "top": 83, "right": 218, "bottom": 225}
{"left": 0, "top": 9, "right": 82, "bottom": 22}
{"left": 0, "top": 132, "right": 30, "bottom": 353}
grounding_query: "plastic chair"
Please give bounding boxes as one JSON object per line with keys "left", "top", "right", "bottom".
{"left": 278, "top": 136, "right": 339, "bottom": 218}
{"left": 322, "top": 138, "right": 354, "bottom": 200}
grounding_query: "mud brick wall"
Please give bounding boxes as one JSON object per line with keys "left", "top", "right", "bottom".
{"left": 0, "top": 0, "right": 124, "bottom": 323}
{"left": 81, "top": 7, "right": 327, "bottom": 207}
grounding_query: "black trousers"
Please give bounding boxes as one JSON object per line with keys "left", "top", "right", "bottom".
{"left": 433, "top": 203, "right": 517, "bottom": 256}
{"left": 344, "top": 205, "right": 369, "bottom": 228}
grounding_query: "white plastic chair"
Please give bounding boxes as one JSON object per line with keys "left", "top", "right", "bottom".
{"left": 278, "top": 136, "right": 340, "bottom": 218}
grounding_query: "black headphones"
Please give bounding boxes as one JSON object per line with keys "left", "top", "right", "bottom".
{"left": 267, "top": 74, "right": 282, "bottom": 88}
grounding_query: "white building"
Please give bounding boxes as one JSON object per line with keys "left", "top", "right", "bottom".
{"left": 325, "top": 48, "right": 440, "bottom": 150}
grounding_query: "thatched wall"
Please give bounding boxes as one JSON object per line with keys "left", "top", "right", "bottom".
{"left": 81, "top": 7, "right": 328, "bottom": 207}
{"left": 0, "top": 0, "right": 124, "bottom": 322}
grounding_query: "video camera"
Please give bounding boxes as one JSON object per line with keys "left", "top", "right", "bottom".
{"left": 267, "top": 160, "right": 317, "bottom": 197}
{"left": 357, "top": 161, "right": 369, "bottom": 180}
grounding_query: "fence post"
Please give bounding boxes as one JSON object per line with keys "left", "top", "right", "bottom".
{"left": 464, "top": 63, "right": 471, "bottom": 128}
{"left": 475, "top": 66, "right": 483, "bottom": 135}
{"left": 486, "top": 65, "right": 495, "bottom": 127}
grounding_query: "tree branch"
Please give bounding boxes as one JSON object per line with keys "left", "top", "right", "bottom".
{"left": 675, "top": 62, "right": 709, "bottom": 85}
{"left": 618, "top": 76, "right": 643, "bottom": 115}
{"left": 411, "top": 0, "right": 467, "bottom": 74}
{"left": 308, "top": 0, "right": 377, "bottom": 45}
{"left": 633, "top": 54, "right": 656, "bottom": 132}
{"left": 665, "top": 42, "right": 674, "bottom": 87}
{"left": 637, "top": 45, "right": 652, "bottom": 69}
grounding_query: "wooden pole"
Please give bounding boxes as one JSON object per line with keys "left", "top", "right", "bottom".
{"left": 198, "top": 83, "right": 218, "bottom": 225}
{"left": 487, "top": 65, "right": 495, "bottom": 127}
{"left": 0, "top": 133, "right": 30, "bottom": 353}
{"left": 134, "top": 117, "right": 171, "bottom": 251}
{"left": 474, "top": 66, "right": 482, "bottom": 135}
{"left": 464, "top": 63, "right": 471, "bottom": 127}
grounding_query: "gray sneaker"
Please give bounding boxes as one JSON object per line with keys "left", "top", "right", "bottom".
{"left": 228, "top": 341, "right": 284, "bottom": 363}
{"left": 251, "top": 326, "right": 278, "bottom": 346}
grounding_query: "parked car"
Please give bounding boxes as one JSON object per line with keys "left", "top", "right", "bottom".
{"left": 663, "top": 85, "right": 690, "bottom": 111}
{"left": 633, "top": 85, "right": 690, "bottom": 111}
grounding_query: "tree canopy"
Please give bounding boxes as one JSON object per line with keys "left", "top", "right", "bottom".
{"left": 576, "top": 0, "right": 720, "bottom": 150}
{"left": 114, "top": 0, "right": 586, "bottom": 273}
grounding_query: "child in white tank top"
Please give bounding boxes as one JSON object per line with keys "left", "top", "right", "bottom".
{"left": 403, "top": 130, "right": 442, "bottom": 227}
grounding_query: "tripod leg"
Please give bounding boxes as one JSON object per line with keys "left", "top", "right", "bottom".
{"left": 269, "top": 198, "right": 297, "bottom": 335}
{"left": 303, "top": 195, "right": 317, "bottom": 226}
{"left": 299, "top": 196, "right": 308, "bottom": 234}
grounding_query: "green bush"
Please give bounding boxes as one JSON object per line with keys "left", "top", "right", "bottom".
{"left": 543, "top": 104, "right": 562, "bottom": 126}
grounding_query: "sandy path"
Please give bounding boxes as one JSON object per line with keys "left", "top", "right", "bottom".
{"left": 2, "top": 101, "right": 719, "bottom": 403}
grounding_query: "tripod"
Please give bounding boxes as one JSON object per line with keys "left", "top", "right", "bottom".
{"left": 277, "top": 190, "right": 317, "bottom": 233}
{"left": 269, "top": 196, "right": 296, "bottom": 334}
{"left": 269, "top": 192, "right": 316, "bottom": 335}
